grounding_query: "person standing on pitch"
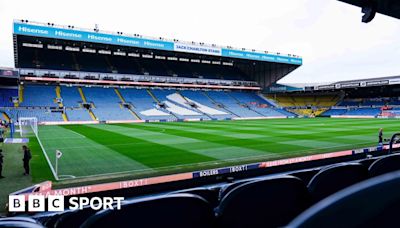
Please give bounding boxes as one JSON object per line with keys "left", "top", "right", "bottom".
{"left": 0, "top": 122, "right": 4, "bottom": 143}
{"left": 378, "top": 128, "right": 383, "bottom": 144}
{"left": 0, "top": 149, "right": 4, "bottom": 178}
{"left": 10, "top": 119, "right": 15, "bottom": 139}
{"left": 22, "top": 145, "right": 32, "bottom": 176}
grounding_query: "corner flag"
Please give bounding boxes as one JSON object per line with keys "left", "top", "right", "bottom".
{"left": 56, "top": 150, "right": 63, "bottom": 159}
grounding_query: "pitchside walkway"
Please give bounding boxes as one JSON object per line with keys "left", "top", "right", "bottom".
{"left": 0, "top": 141, "right": 33, "bottom": 214}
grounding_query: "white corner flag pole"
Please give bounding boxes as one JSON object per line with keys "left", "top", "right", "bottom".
{"left": 55, "top": 150, "right": 63, "bottom": 179}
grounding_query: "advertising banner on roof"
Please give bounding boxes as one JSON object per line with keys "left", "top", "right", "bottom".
{"left": 221, "top": 49, "right": 302, "bottom": 65}
{"left": 13, "top": 22, "right": 302, "bottom": 65}
{"left": 174, "top": 43, "right": 221, "bottom": 56}
{"left": 14, "top": 22, "right": 174, "bottom": 51}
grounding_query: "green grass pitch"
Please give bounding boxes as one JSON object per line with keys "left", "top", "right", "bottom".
{"left": 1, "top": 117, "right": 400, "bottom": 212}
{"left": 28, "top": 118, "right": 400, "bottom": 182}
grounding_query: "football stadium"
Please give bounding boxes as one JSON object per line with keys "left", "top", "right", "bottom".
{"left": 1, "top": 0, "right": 400, "bottom": 227}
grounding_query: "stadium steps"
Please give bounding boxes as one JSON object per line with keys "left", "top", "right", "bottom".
{"left": 160, "top": 105, "right": 180, "bottom": 120}
{"left": 78, "top": 87, "right": 88, "bottom": 103}
{"left": 247, "top": 106, "right": 266, "bottom": 117}
{"left": 225, "top": 91, "right": 242, "bottom": 104}
{"left": 203, "top": 91, "right": 239, "bottom": 117}
{"left": 258, "top": 94, "right": 279, "bottom": 108}
{"left": 147, "top": 89, "right": 160, "bottom": 104}
{"left": 128, "top": 109, "right": 141, "bottom": 120}
{"left": 62, "top": 113, "right": 68, "bottom": 122}
{"left": 88, "top": 110, "right": 97, "bottom": 121}
{"left": 16, "top": 84, "right": 23, "bottom": 107}
{"left": 78, "top": 87, "right": 97, "bottom": 121}
{"left": 114, "top": 88, "right": 126, "bottom": 103}
{"left": 55, "top": 86, "right": 64, "bottom": 108}
{"left": 114, "top": 88, "right": 141, "bottom": 120}
{"left": 1, "top": 112, "right": 10, "bottom": 122}
{"left": 176, "top": 91, "right": 214, "bottom": 119}
{"left": 146, "top": 89, "right": 179, "bottom": 119}
{"left": 224, "top": 91, "right": 262, "bottom": 117}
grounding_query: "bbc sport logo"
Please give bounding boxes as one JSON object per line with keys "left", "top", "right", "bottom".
{"left": 9, "top": 195, "right": 124, "bottom": 212}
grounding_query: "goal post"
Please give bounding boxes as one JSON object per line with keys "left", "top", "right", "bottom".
{"left": 16, "top": 117, "right": 63, "bottom": 180}
{"left": 18, "top": 117, "right": 38, "bottom": 138}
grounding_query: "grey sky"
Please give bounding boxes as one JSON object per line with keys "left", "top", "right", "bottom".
{"left": 0, "top": 0, "right": 399, "bottom": 83}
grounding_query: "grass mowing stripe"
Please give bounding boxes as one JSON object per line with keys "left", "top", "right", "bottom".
{"left": 62, "top": 125, "right": 216, "bottom": 168}
{"left": 93, "top": 124, "right": 274, "bottom": 160}
{"left": 161, "top": 120, "right": 387, "bottom": 145}
{"left": 27, "top": 118, "right": 400, "bottom": 183}
{"left": 116, "top": 123, "right": 313, "bottom": 154}
{"left": 38, "top": 125, "right": 151, "bottom": 178}
{"left": 122, "top": 119, "right": 396, "bottom": 155}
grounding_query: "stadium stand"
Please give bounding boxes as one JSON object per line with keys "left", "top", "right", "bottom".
{"left": 118, "top": 88, "right": 176, "bottom": 121}
{"left": 20, "top": 85, "right": 57, "bottom": 107}
{"left": 320, "top": 108, "right": 348, "bottom": 116}
{"left": 270, "top": 94, "right": 339, "bottom": 107}
{"left": 60, "top": 86, "right": 83, "bottom": 108}
{"left": 321, "top": 107, "right": 382, "bottom": 117}
{"left": 6, "top": 108, "right": 64, "bottom": 122}
{"left": 337, "top": 99, "right": 362, "bottom": 106}
{"left": 268, "top": 93, "right": 339, "bottom": 117}
{"left": 82, "top": 87, "right": 133, "bottom": 121}
{"left": 206, "top": 91, "right": 262, "bottom": 118}
{"left": 65, "top": 108, "right": 92, "bottom": 122}
{"left": 150, "top": 89, "right": 208, "bottom": 119}
{"left": 179, "top": 90, "right": 234, "bottom": 119}
{"left": 229, "top": 91, "right": 288, "bottom": 117}
{"left": 0, "top": 88, "right": 17, "bottom": 107}
{"left": 0, "top": 83, "right": 304, "bottom": 123}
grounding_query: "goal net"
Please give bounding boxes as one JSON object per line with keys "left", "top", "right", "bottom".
{"left": 18, "top": 117, "right": 38, "bottom": 137}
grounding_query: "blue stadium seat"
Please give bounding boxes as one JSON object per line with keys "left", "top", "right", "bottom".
{"left": 168, "top": 187, "right": 220, "bottom": 207}
{"left": 290, "top": 169, "right": 320, "bottom": 184}
{"left": 307, "top": 163, "right": 368, "bottom": 203}
{"left": 0, "top": 88, "right": 17, "bottom": 107}
{"left": 60, "top": 86, "right": 82, "bottom": 108}
{"left": 288, "top": 171, "right": 400, "bottom": 228}
{"left": 368, "top": 154, "right": 400, "bottom": 177}
{"left": 0, "top": 217, "right": 40, "bottom": 224}
{"left": 216, "top": 176, "right": 309, "bottom": 228}
{"left": 21, "top": 85, "right": 57, "bottom": 107}
{"left": 218, "top": 179, "right": 255, "bottom": 201}
{"left": 5, "top": 108, "right": 63, "bottom": 122}
{"left": 53, "top": 207, "right": 97, "bottom": 228}
{"left": 206, "top": 91, "right": 262, "bottom": 118}
{"left": 81, "top": 193, "right": 215, "bottom": 228}
{"left": 358, "top": 157, "right": 379, "bottom": 167}
{"left": 0, "top": 217, "right": 44, "bottom": 228}
{"left": 82, "top": 87, "right": 134, "bottom": 121}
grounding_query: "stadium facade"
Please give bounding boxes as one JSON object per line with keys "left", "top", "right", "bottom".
{"left": 0, "top": 20, "right": 307, "bottom": 124}
{"left": 13, "top": 20, "right": 302, "bottom": 89}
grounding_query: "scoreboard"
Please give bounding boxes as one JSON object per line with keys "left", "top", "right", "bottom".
{"left": 0, "top": 68, "right": 19, "bottom": 78}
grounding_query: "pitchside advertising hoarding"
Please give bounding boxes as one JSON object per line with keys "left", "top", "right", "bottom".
{"left": 13, "top": 22, "right": 302, "bottom": 65}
